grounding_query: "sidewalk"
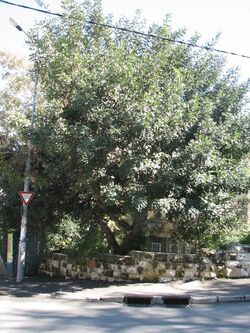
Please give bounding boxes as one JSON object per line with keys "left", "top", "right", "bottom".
{"left": 0, "top": 276, "right": 250, "bottom": 305}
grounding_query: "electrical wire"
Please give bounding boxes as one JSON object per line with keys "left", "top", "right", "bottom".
{"left": 0, "top": 0, "right": 62, "bottom": 16}
{"left": 1, "top": 0, "right": 250, "bottom": 59}
{"left": 88, "top": 20, "right": 250, "bottom": 59}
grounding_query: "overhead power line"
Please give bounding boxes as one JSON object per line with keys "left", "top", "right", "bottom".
{"left": 0, "top": 0, "right": 62, "bottom": 16}
{"left": 88, "top": 21, "right": 250, "bottom": 59}
{"left": 1, "top": 0, "right": 250, "bottom": 60}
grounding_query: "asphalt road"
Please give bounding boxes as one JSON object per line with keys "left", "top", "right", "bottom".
{"left": 1, "top": 296, "right": 250, "bottom": 333}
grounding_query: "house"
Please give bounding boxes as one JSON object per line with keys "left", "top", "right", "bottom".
{"left": 145, "top": 214, "right": 196, "bottom": 254}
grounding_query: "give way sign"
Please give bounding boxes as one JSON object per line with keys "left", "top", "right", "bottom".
{"left": 18, "top": 191, "right": 35, "bottom": 206}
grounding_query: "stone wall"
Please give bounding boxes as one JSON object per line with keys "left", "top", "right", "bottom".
{"left": 39, "top": 249, "right": 250, "bottom": 282}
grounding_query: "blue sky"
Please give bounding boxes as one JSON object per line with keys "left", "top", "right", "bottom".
{"left": 0, "top": 0, "right": 250, "bottom": 84}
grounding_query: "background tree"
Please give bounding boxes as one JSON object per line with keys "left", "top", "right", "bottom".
{"left": 0, "top": 51, "right": 31, "bottom": 232}
{"left": 4, "top": 0, "right": 250, "bottom": 254}
{"left": 0, "top": 49, "right": 106, "bottom": 257}
{"left": 0, "top": 51, "right": 66, "bottom": 248}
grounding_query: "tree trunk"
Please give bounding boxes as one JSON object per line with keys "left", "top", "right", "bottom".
{"left": 118, "top": 211, "right": 147, "bottom": 254}
{"left": 98, "top": 219, "right": 121, "bottom": 254}
{"left": 98, "top": 212, "right": 147, "bottom": 255}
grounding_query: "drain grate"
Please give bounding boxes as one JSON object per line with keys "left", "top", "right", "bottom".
{"left": 123, "top": 296, "right": 152, "bottom": 305}
{"left": 123, "top": 295, "right": 191, "bottom": 306}
{"left": 162, "top": 296, "right": 191, "bottom": 306}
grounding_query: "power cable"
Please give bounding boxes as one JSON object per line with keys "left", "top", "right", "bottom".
{"left": 0, "top": 0, "right": 62, "bottom": 16}
{"left": 1, "top": 0, "right": 250, "bottom": 59}
{"left": 88, "top": 20, "right": 250, "bottom": 59}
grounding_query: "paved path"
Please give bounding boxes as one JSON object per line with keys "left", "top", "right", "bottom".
{"left": 1, "top": 296, "right": 250, "bottom": 333}
{"left": 0, "top": 276, "right": 250, "bottom": 303}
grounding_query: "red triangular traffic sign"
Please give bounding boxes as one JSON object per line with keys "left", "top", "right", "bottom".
{"left": 18, "top": 191, "right": 35, "bottom": 206}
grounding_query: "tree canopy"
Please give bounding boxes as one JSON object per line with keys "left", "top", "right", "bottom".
{"left": 1, "top": 0, "right": 249, "bottom": 254}
{"left": 0, "top": 51, "right": 31, "bottom": 231}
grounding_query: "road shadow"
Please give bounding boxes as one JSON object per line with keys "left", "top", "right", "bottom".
{"left": 1, "top": 298, "right": 250, "bottom": 333}
{"left": 1, "top": 275, "right": 250, "bottom": 299}
{"left": 0, "top": 275, "right": 134, "bottom": 298}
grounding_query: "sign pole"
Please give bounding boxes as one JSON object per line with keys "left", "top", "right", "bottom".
{"left": 9, "top": 18, "right": 39, "bottom": 283}
{"left": 16, "top": 74, "right": 38, "bottom": 283}
{"left": 16, "top": 199, "right": 28, "bottom": 282}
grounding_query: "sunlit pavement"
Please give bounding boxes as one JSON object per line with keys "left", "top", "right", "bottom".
{"left": 1, "top": 276, "right": 250, "bottom": 303}
{"left": 0, "top": 296, "right": 250, "bottom": 333}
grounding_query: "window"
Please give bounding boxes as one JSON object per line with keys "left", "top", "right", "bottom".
{"left": 170, "top": 243, "right": 178, "bottom": 254}
{"left": 151, "top": 242, "right": 162, "bottom": 253}
{"left": 166, "top": 241, "right": 196, "bottom": 254}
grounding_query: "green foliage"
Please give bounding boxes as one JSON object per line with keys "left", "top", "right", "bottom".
{"left": 0, "top": 52, "right": 31, "bottom": 231}
{"left": 46, "top": 215, "right": 106, "bottom": 258}
{"left": 240, "top": 233, "right": 250, "bottom": 245}
{"left": 31, "top": 0, "right": 250, "bottom": 252}
{"left": 1, "top": 0, "right": 250, "bottom": 254}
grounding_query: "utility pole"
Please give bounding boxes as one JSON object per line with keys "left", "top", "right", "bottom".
{"left": 10, "top": 18, "right": 38, "bottom": 282}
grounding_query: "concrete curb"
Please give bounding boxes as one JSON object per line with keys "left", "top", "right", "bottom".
{"left": 98, "top": 294, "right": 250, "bottom": 305}
{"left": 190, "top": 295, "right": 249, "bottom": 304}
{"left": 99, "top": 296, "right": 124, "bottom": 303}
{"left": 1, "top": 288, "right": 250, "bottom": 305}
{"left": 48, "top": 294, "right": 250, "bottom": 305}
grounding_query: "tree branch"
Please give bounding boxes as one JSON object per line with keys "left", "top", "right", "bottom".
{"left": 118, "top": 211, "right": 147, "bottom": 254}
{"left": 98, "top": 219, "right": 120, "bottom": 253}
{"left": 95, "top": 198, "right": 131, "bottom": 231}
{"left": 116, "top": 218, "right": 132, "bottom": 231}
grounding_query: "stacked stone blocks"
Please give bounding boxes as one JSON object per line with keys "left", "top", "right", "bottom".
{"left": 39, "top": 249, "right": 250, "bottom": 282}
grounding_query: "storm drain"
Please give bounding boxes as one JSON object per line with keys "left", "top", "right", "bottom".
{"left": 123, "top": 295, "right": 191, "bottom": 306}
{"left": 162, "top": 296, "right": 191, "bottom": 306}
{"left": 123, "top": 296, "right": 152, "bottom": 305}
